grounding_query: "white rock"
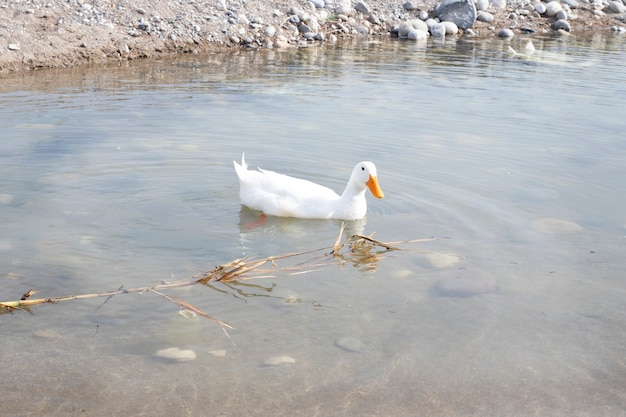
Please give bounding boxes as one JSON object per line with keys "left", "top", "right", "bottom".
{"left": 490, "top": 0, "right": 507, "bottom": 9}
{"left": 545, "top": 1, "right": 563, "bottom": 16}
{"left": 442, "top": 21, "right": 459, "bottom": 34}
{"left": 8, "top": 43, "right": 20, "bottom": 51}
{"left": 407, "top": 28, "right": 428, "bottom": 40}
{"left": 425, "top": 253, "right": 462, "bottom": 268}
{"left": 476, "top": 0, "right": 490, "bottom": 11}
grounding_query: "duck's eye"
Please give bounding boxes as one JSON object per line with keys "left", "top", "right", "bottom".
{"left": 361, "top": 166, "right": 365, "bottom": 171}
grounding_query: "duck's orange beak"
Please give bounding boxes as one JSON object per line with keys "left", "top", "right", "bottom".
{"left": 367, "top": 175, "right": 384, "bottom": 198}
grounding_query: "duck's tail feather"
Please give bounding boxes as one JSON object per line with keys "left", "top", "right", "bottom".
{"left": 233, "top": 152, "right": 248, "bottom": 179}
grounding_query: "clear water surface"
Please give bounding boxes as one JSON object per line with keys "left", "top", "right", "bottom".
{"left": 1, "top": 33, "right": 625, "bottom": 416}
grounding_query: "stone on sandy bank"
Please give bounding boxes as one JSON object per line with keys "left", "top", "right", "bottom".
{"left": 435, "top": 0, "right": 477, "bottom": 29}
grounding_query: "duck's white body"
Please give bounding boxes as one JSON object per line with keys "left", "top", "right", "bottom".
{"left": 233, "top": 154, "right": 384, "bottom": 220}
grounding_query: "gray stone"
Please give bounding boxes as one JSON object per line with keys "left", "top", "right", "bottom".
{"left": 369, "top": 14, "right": 381, "bottom": 25}
{"left": 430, "top": 22, "right": 447, "bottom": 37}
{"left": 609, "top": 1, "right": 626, "bottom": 13}
{"left": 355, "top": 1, "right": 371, "bottom": 14}
{"left": 477, "top": 10, "right": 494, "bottom": 22}
{"left": 404, "top": 1, "right": 419, "bottom": 11}
{"left": 309, "top": 0, "right": 325, "bottom": 8}
{"left": 498, "top": 28, "right": 515, "bottom": 37}
{"left": 554, "top": 19, "right": 571, "bottom": 31}
{"left": 435, "top": 0, "right": 477, "bottom": 29}
{"left": 535, "top": 2, "right": 547, "bottom": 14}
{"left": 264, "top": 25, "right": 276, "bottom": 37}
{"left": 561, "top": 0, "right": 579, "bottom": 8}
{"left": 555, "top": 10, "right": 568, "bottom": 19}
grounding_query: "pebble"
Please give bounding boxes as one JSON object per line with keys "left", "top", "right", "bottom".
{"left": 397, "top": 20, "right": 424, "bottom": 37}
{"left": 532, "top": 217, "right": 582, "bottom": 234}
{"left": 8, "top": 43, "right": 20, "bottom": 51}
{"left": 498, "top": 28, "right": 515, "bottom": 38}
{"left": 490, "top": 0, "right": 507, "bottom": 9}
{"left": 209, "top": 349, "right": 227, "bottom": 357}
{"left": 535, "top": 3, "right": 547, "bottom": 14}
{"left": 355, "top": 1, "right": 372, "bottom": 15}
{"left": 407, "top": 28, "right": 428, "bottom": 40}
{"left": 476, "top": 0, "right": 489, "bottom": 11}
{"left": 442, "top": 21, "right": 459, "bottom": 35}
{"left": 435, "top": 0, "right": 477, "bottom": 29}
{"left": 154, "top": 347, "right": 197, "bottom": 362}
{"left": 263, "top": 355, "right": 296, "bottom": 366}
{"left": 555, "top": 10, "right": 568, "bottom": 20}
{"left": 609, "top": 1, "right": 626, "bottom": 13}
{"left": 545, "top": 1, "right": 563, "bottom": 17}
{"left": 335, "top": 336, "right": 366, "bottom": 353}
{"left": 430, "top": 22, "right": 447, "bottom": 37}
{"left": 404, "top": 1, "right": 419, "bottom": 11}
{"left": 477, "top": 10, "right": 495, "bottom": 22}
{"left": 554, "top": 19, "right": 571, "bottom": 31}
{"left": 561, "top": 0, "right": 579, "bottom": 8}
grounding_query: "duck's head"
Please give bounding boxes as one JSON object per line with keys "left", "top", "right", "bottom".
{"left": 353, "top": 161, "right": 384, "bottom": 198}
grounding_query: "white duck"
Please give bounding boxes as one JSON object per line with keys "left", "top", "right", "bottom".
{"left": 233, "top": 154, "right": 384, "bottom": 220}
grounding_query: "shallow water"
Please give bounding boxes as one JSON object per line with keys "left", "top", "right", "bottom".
{"left": 1, "top": 33, "right": 625, "bottom": 416}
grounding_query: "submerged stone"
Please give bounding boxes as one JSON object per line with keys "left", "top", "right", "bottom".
{"left": 263, "top": 355, "right": 296, "bottom": 366}
{"left": 335, "top": 336, "right": 366, "bottom": 353}
{"left": 532, "top": 217, "right": 582, "bottom": 234}
{"left": 155, "top": 347, "right": 197, "bottom": 362}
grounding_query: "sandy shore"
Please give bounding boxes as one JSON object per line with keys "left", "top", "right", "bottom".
{"left": 0, "top": 0, "right": 624, "bottom": 74}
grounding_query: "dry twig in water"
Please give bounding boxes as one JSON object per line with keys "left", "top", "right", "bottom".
{"left": 0, "top": 228, "right": 455, "bottom": 326}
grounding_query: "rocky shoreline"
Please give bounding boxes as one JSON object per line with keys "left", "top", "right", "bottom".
{"left": 1, "top": 0, "right": 625, "bottom": 74}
